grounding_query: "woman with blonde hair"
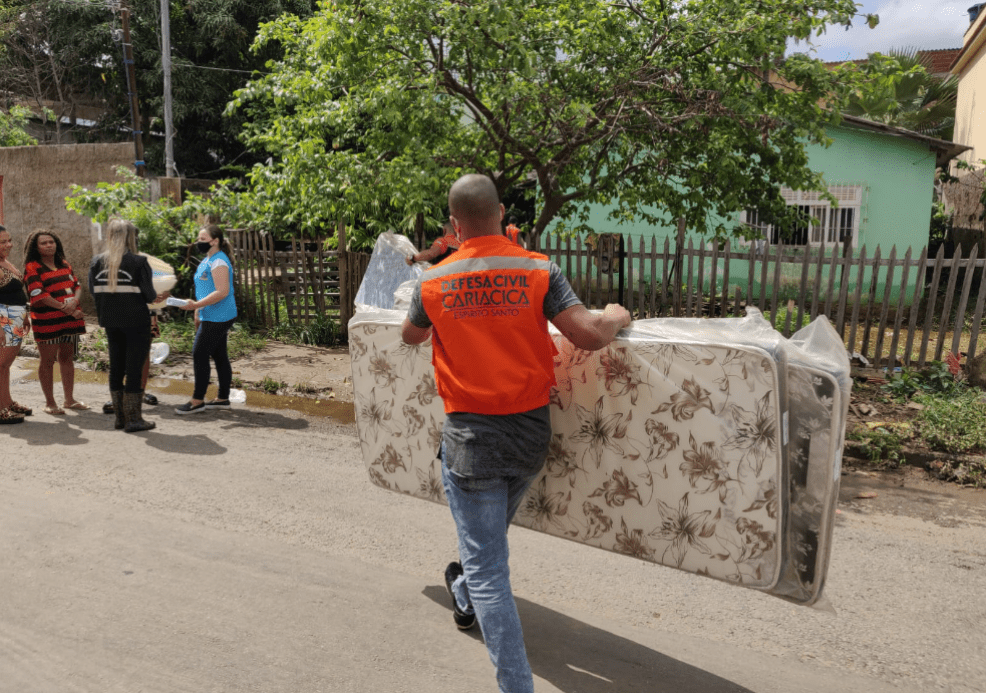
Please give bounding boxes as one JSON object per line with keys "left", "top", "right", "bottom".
{"left": 23, "top": 228, "right": 87, "bottom": 415}
{"left": 88, "top": 218, "right": 158, "bottom": 432}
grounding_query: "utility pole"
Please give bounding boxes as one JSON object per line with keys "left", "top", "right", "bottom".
{"left": 160, "top": 0, "right": 176, "bottom": 178}
{"left": 119, "top": 1, "right": 146, "bottom": 177}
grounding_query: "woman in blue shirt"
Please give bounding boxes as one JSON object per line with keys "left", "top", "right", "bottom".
{"left": 176, "top": 225, "right": 237, "bottom": 414}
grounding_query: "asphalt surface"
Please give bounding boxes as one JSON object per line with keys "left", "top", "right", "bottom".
{"left": 2, "top": 369, "right": 985, "bottom": 693}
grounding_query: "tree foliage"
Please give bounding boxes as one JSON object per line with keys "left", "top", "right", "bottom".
{"left": 844, "top": 49, "right": 958, "bottom": 140}
{"left": 229, "top": 0, "right": 875, "bottom": 244}
{"left": 0, "top": 0, "right": 316, "bottom": 175}
{"left": 64, "top": 166, "right": 236, "bottom": 289}
{"left": 126, "top": 0, "right": 317, "bottom": 176}
{"left": 0, "top": 105, "right": 36, "bottom": 146}
{"left": 0, "top": 0, "right": 113, "bottom": 143}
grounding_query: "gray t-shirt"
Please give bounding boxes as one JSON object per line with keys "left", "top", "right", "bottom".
{"left": 407, "top": 261, "right": 582, "bottom": 478}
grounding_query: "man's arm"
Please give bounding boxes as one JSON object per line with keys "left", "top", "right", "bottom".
{"left": 551, "top": 303, "right": 631, "bottom": 352}
{"left": 405, "top": 242, "right": 444, "bottom": 265}
{"left": 401, "top": 280, "right": 432, "bottom": 344}
{"left": 401, "top": 318, "right": 432, "bottom": 345}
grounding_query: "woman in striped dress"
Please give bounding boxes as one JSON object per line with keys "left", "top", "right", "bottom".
{"left": 23, "top": 230, "right": 88, "bottom": 415}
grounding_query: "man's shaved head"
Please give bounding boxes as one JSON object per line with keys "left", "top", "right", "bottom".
{"left": 448, "top": 174, "right": 501, "bottom": 227}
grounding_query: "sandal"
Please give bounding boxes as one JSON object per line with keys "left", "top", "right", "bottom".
{"left": 0, "top": 407, "right": 25, "bottom": 424}
{"left": 44, "top": 405, "right": 66, "bottom": 416}
{"left": 63, "top": 401, "right": 90, "bottom": 411}
{"left": 8, "top": 401, "right": 32, "bottom": 416}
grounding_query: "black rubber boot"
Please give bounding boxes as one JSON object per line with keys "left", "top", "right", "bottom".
{"left": 123, "top": 391, "right": 156, "bottom": 433}
{"left": 110, "top": 391, "right": 125, "bottom": 430}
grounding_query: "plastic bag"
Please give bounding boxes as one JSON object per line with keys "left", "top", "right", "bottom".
{"left": 149, "top": 342, "right": 170, "bottom": 365}
{"left": 353, "top": 233, "right": 424, "bottom": 312}
{"left": 142, "top": 254, "right": 177, "bottom": 309}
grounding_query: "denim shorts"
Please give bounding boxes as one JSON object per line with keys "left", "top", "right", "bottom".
{"left": 0, "top": 304, "right": 27, "bottom": 347}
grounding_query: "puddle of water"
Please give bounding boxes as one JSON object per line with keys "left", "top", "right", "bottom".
{"left": 150, "top": 378, "right": 355, "bottom": 424}
{"left": 12, "top": 358, "right": 355, "bottom": 424}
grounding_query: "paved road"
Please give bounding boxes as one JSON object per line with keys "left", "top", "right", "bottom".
{"left": 2, "top": 374, "right": 985, "bottom": 693}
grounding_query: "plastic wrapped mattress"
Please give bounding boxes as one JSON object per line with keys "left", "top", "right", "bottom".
{"left": 349, "top": 234, "right": 850, "bottom": 606}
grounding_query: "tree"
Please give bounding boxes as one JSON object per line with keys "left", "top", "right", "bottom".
{"left": 0, "top": 0, "right": 113, "bottom": 143}
{"left": 844, "top": 49, "right": 958, "bottom": 140}
{"left": 228, "top": 0, "right": 876, "bottom": 243}
{"left": 0, "top": 104, "right": 36, "bottom": 146}
{"left": 0, "top": 0, "right": 317, "bottom": 175}
{"left": 125, "top": 0, "right": 317, "bottom": 176}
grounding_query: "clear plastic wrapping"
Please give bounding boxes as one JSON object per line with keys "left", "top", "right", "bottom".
{"left": 349, "top": 240, "right": 849, "bottom": 606}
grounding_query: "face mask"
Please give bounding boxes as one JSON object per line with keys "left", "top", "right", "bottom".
{"left": 196, "top": 241, "right": 212, "bottom": 253}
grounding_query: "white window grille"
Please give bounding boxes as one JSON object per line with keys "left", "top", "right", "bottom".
{"left": 741, "top": 184, "right": 864, "bottom": 248}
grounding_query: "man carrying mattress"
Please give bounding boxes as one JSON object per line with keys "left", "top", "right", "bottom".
{"left": 405, "top": 221, "right": 461, "bottom": 265}
{"left": 401, "top": 173, "right": 631, "bottom": 693}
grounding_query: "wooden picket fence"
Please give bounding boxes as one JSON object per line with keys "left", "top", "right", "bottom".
{"left": 530, "top": 234, "right": 986, "bottom": 368}
{"left": 227, "top": 230, "right": 338, "bottom": 326}
{"left": 228, "top": 228, "right": 370, "bottom": 334}
{"left": 228, "top": 228, "right": 986, "bottom": 368}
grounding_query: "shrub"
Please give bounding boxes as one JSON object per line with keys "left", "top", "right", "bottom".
{"left": 915, "top": 390, "right": 986, "bottom": 455}
{"left": 266, "top": 314, "right": 341, "bottom": 347}
{"left": 846, "top": 425, "right": 907, "bottom": 466}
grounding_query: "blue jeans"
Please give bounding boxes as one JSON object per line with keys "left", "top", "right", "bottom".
{"left": 441, "top": 459, "right": 540, "bottom": 693}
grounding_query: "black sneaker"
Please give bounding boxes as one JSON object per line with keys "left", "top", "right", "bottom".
{"left": 205, "top": 399, "right": 231, "bottom": 409}
{"left": 143, "top": 393, "right": 158, "bottom": 406}
{"left": 102, "top": 400, "right": 114, "bottom": 415}
{"left": 444, "top": 562, "right": 476, "bottom": 630}
{"left": 175, "top": 401, "right": 206, "bottom": 415}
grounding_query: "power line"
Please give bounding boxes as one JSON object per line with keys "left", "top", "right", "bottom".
{"left": 175, "top": 63, "right": 269, "bottom": 76}
{"left": 45, "top": 0, "right": 119, "bottom": 10}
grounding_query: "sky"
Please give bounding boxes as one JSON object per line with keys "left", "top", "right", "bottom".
{"left": 787, "top": 1, "right": 975, "bottom": 62}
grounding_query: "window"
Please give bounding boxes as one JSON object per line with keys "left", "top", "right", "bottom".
{"left": 742, "top": 184, "right": 863, "bottom": 248}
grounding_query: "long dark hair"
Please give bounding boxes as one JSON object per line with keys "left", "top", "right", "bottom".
{"left": 202, "top": 224, "right": 234, "bottom": 268}
{"left": 24, "top": 229, "right": 68, "bottom": 269}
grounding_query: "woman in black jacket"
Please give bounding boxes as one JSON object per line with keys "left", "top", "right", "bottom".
{"left": 89, "top": 218, "right": 159, "bottom": 432}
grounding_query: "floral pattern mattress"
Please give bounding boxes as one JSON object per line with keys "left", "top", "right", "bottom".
{"left": 349, "top": 234, "right": 850, "bottom": 606}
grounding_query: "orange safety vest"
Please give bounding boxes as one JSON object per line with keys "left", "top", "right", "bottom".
{"left": 420, "top": 235, "right": 557, "bottom": 415}
{"left": 505, "top": 224, "right": 521, "bottom": 245}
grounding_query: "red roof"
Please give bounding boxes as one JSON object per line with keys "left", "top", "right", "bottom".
{"left": 919, "top": 48, "right": 962, "bottom": 75}
{"left": 824, "top": 49, "right": 962, "bottom": 76}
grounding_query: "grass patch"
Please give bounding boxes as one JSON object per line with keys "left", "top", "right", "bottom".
{"left": 158, "top": 320, "right": 196, "bottom": 354}
{"left": 258, "top": 374, "right": 287, "bottom": 394}
{"left": 767, "top": 305, "right": 812, "bottom": 332}
{"left": 78, "top": 327, "right": 110, "bottom": 371}
{"left": 914, "top": 389, "right": 986, "bottom": 455}
{"left": 846, "top": 425, "right": 908, "bottom": 467}
{"left": 881, "top": 361, "right": 960, "bottom": 401}
{"left": 228, "top": 324, "right": 267, "bottom": 359}
{"left": 294, "top": 381, "right": 318, "bottom": 394}
{"left": 266, "top": 314, "right": 342, "bottom": 347}
{"left": 158, "top": 319, "right": 266, "bottom": 358}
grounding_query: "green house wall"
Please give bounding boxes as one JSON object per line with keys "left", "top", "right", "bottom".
{"left": 546, "top": 123, "right": 940, "bottom": 303}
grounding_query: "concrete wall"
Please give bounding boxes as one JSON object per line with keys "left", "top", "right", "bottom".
{"left": 954, "top": 11, "right": 986, "bottom": 167}
{"left": 0, "top": 143, "right": 134, "bottom": 308}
